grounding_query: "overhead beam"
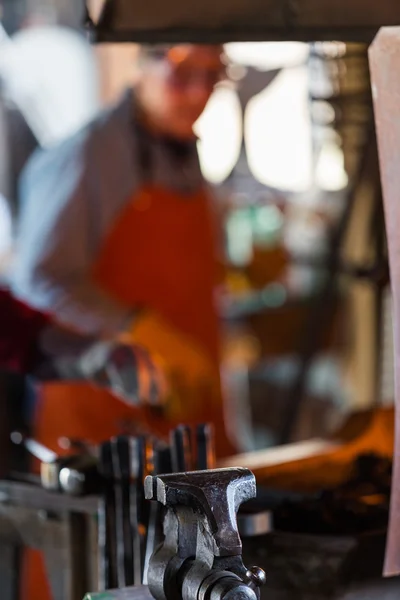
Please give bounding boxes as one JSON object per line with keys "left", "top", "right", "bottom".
{"left": 92, "top": 0, "right": 400, "bottom": 43}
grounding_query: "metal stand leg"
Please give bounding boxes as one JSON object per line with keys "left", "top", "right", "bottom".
{"left": 0, "top": 544, "right": 20, "bottom": 600}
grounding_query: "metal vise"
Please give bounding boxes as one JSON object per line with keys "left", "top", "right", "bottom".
{"left": 144, "top": 467, "right": 266, "bottom": 600}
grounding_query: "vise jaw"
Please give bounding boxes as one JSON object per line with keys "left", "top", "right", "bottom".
{"left": 145, "top": 468, "right": 266, "bottom": 600}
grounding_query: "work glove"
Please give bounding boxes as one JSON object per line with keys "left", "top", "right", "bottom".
{"left": 120, "top": 310, "right": 220, "bottom": 422}
{"left": 121, "top": 310, "right": 216, "bottom": 390}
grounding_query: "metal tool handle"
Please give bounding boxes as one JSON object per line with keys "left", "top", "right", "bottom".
{"left": 196, "top": 423, "right": 216, "bottom": 470}
{"left": 98, "top": 441, "right": 118, "bottom": 590}
{"left": 128, "top": 436, "right": 147, "bottom": 586}
{"left": 170, "top": 425, "right": 193, "bottom": 472}
{"left": 112, "top": 437, "right": 135, "bottom": 587}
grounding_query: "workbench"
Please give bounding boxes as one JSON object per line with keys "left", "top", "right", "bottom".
{"left": 0, "top": 477, "right": 396, "bottom": 600}
{"left": 0, "top": 479, "right": 98, "bottom": 600}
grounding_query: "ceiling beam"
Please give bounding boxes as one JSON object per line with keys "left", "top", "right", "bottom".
{"left": 91, "top": 0, "right": 400, "bottom": 43}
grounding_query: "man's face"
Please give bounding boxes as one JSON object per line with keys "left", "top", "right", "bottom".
{"left": 140, "top": 45, "right": 226, "bottom": 140}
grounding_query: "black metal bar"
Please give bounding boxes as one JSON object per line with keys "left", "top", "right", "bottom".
{"left": 196, "top": 424, "right": 216, "bottom": 471}
{"left": 0, "top": 372, "right": 32, "bottom": 478}
{"left": 370, "top": 171, "right": 387, "bottom": 408}
{"left": 98, "top": 442, "right": 117, "bottom": 590}
{"left": 128, "top": 436, "right": 146, "bottom": 586}
{"left": 0, "top": 544, "right": 20, "bottom": 600}
{"left": 92, "top": 26, "right": 385, "bottom": 45}
{"left": 170, "top": 426, "right": 193, "bottom": 473}
{"left": 111, "top": 437, "right": 134, "bottom": 588}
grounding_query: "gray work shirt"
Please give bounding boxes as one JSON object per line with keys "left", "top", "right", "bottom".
{"left": 11, "top": 89, "right": 204, "bottom": 342}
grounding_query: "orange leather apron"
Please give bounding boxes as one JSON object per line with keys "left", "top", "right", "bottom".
{"left": 22, "top": 184, "right": 232, "bottom": 600}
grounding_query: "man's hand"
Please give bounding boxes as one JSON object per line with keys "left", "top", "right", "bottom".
{"left": 122, "top": 310, "right": 216, "bottom": 390}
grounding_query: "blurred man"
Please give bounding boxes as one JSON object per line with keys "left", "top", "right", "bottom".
{"left": 13, "top": 44, "right": 233, "bottom": 452}
{"left": 12, "top": 42, "right": 234, "bottom": 600}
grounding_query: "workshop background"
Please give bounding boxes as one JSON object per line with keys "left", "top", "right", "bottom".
{"left": 0, "top": 1, "right": 398, "bottom": 600}
{"left": 0, "top": 0, "right": 393, "bottom": 450}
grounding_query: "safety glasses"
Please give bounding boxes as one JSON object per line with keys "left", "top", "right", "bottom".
{"left": 158, "top": 46, "right": 228, "bottom": 91}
